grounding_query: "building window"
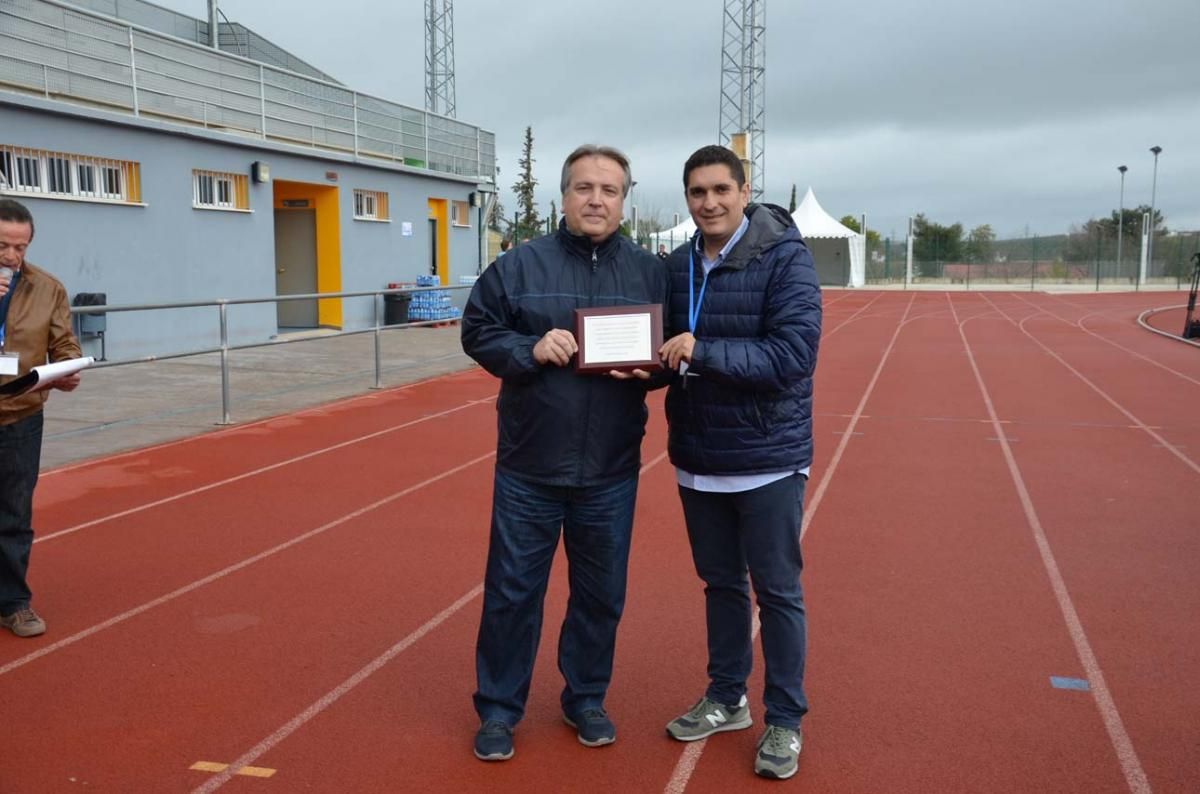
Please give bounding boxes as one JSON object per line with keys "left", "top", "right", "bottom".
{"left": 354, "top": 189, "right": 389, "bottom": 221}
{"left": 0, "top": 145, "right": 141, "bottom": 204}
{"left": 451, "top": 200, "right": 471, "bottom": 227}
{"left": 192, "top": 169, "right": 249, "bottom": 211}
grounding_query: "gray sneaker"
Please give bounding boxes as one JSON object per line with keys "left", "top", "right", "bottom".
{"left": 665, "top": 694, "right": 752, "bottom": 741}
{"left": 754, "top": 724, "right": 802, "bottom": 779}
{"left": 0, "top": 607, "right": 46, "bottom": 638}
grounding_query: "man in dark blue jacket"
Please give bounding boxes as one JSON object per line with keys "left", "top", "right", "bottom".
{"left": 658, "top": 145, "right": 821, "bottom": 780}
{"left": 461, "top": 145, "right": 668, "bottom": 762}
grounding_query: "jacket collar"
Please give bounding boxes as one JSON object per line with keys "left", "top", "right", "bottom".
{"left": 555, "top": 219, "right": 624, "bottom": 262}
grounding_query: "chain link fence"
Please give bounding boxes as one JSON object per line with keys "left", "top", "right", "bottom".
{"left": 865, "top": 230, "right": 1199, "bottom": 289}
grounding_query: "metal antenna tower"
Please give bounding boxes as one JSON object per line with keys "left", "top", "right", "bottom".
{"left": 425, "top": 0, "right": 456, "bottom": 117}
{"left": 718, "top": 0, "right": 766, "bottom": 202}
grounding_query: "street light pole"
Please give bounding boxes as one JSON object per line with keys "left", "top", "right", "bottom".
{"left": 1147, "top": 146, "right": 1162, "bottom": 281}
{"left": 628, "top": 180, "right": 638, "bottom": 242}
{"left": 1115, "top": 165, "right": 1127, "bottom": 285}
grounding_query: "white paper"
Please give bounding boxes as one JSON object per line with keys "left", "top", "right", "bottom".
{"left": 0, "top": 356, "right": 93, "bottom": 398}
{"left": 583, "top": 313, "right": 652, "bottom": 365}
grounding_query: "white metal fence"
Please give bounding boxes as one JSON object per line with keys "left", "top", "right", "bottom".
{"left": 0, "top": 0, "right": 496, "bottom": 179}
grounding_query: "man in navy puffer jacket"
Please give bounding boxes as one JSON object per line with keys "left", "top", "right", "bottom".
{"left": 659, "top": 145, "right": 821, "bottom": 781}
{"left": 461, "top": 145, "right": 668, "bottom": 762}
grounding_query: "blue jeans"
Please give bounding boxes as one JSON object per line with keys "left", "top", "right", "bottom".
{"left": 474, "top": 469, "right": 638, "bottom": 726}
{"left": 0, "top": 412, "right": 43, "bottom": 616}
{"left": 677, "top": 473, "right": 808, "bottom": 729}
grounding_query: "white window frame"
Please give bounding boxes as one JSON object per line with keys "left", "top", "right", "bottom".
{"left": 0, "top": 145, "right": 138, "bottom": 205}
{"left": 353, "top": 189, "right": 389, "bottom": 222}
{"left": 192, "top": 169, "right": 248, "bottom": 212}
{"left": 451, "top": 199, "right": 471, "bottom": 228}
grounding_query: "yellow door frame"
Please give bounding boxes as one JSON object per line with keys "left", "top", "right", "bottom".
{"left": 427, "top": 198, "right": 449, "bottom": 285}
{"left": 273, "top": 180, "right": 343, "bottom": 328}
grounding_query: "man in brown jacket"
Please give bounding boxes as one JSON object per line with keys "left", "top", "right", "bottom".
{"left": 0, "top": 198, "right": 81, "bottom": 638}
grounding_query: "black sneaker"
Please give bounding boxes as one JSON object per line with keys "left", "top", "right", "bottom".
{"left": 473, "top": 720, "right": 514, "bottom": 761}
{"left": 563, "top": 708, "right": 616, "bottom": 747}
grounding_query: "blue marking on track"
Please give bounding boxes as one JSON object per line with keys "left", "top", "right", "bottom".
{"left": 1050, "top": 676, "right": 1090, "bottom": 691}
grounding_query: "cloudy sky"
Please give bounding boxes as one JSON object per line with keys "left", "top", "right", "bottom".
{"left": 153, "top": 0, "right": 1198, "bottom": 240}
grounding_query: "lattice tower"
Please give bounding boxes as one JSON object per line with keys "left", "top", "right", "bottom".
{"left": 425, "top": 0, "right": 456, "bottom": 117}
{"left": 718, "top": 0, "right": 766, "bottom": 201}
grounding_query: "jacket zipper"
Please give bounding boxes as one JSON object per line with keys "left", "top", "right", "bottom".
{"left": 577, "top": 246, "right": 600, "bottom": 481}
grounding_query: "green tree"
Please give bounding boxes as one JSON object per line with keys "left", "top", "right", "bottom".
{"left": 1098, "top": 205, "right": 1164, "bottom": 240}
{"left": 788, "top": 184, "right": 797, "bottom": 213}
{"left": 511, "top": 126, "right": 541, "bottom": 239}
{"left": 838, "top": 214, "right": 880, "bottom": 246}
{"left": 912, "top": 214, "right": 963, "bottom": 276}
{"left": 488, "top": 198, "right": 507, "bottom": 232}
{"left": 549, "top": 199, "right": 558, "bottom": 231}
{"left": 964, "top": 224, "right": 996, "bottom": 263}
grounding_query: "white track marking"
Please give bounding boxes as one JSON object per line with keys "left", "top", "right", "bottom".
{"left": 979, "top": 294, "right": 1200, "bottom": 476}
{"left": 949, "top": 293, "right": 1151, "bottom": 794}
{"left": 0, "top": 451, "right": 496, "bottom": 678}
{"left": 666, "top": 294, "right": 917, "bottom": 793}
{"left": 36, "top": 397, "right": 495, "bottom": 544}
{"left": 195, "top": 452, "right": 670, "bottom": 791}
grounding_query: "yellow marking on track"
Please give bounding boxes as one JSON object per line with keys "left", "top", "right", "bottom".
{"left": 190, "top": 761, "right": 277, "bottom": 778}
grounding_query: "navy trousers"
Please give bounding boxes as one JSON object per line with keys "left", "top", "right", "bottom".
{"left": 677, "top": 473, "right": 809, "bottom": 729}
{"left": 0, "top": 411, "right": 43, "bottom": 616}
{"left": 474, "top": 469, "right": 638, "bottom": 726}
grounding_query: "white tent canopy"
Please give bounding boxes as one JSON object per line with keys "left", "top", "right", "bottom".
{"left": 649, "top": 217, "right": 697, "bottom": 254}
{"left": 649, "top": 189, "right": 866, "bottom": 287}
{"left": 791, "top": 188, "right": 865, "bottom": 287}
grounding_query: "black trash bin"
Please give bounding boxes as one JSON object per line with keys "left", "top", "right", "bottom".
{"left": 72, "top": 292, "right": 107, "bottom": 334}
{"left": 384, "top": 292, "right": 412, "bottom": 325}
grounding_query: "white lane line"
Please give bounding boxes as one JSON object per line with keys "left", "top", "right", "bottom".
{"left": 666, "top": 293, "right": 918, "bottom": 793}
{"left": 1017, "top": 295, "right": 1200, "bottom": 387}
{"left": 0, "top": 451, "right": 496, "bottom": 679}
{"left": 195, "top": 451, "right": 671, "bottom": 792}
{"left": 1136, "top": 305, "right": 1200, "bottom": 349}
{"left": 819, "top": 292, "right": 889, "bottom": 341}
{"left": 949, "top": 293, "right": 1151, "bottom": 794}
{"left": 979, "top": 294, "right": 1200, "bottom": 476}
{"left": 42, "top": 369, "right": 487, "bottom": 477}
{"left": 801, "top": 293, "right": 917, "bottom": 538}
{"left": 190, "top": 583, "right": 486, "bottom": 794}
{"left": 36, "top": 397, "right": 496, "bottom": 545}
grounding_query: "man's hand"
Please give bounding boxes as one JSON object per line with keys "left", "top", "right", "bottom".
{"left": 0, "top": 273, "right": 11, "bottom": 300}
{"left": 608, "top": 369, "right": 651, "bottom": 380}
{"left": 659, "top": 332, "right": 696, "bottom": 371}
{"left": 532, "top": 328, "right": 578, "bottom": 367}
{"left": 53, "top": 374, "right": 81, "bottom": 392}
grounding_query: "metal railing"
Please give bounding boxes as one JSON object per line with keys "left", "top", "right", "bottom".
{"left": 69, "top": 284, "right": 472, "bottom": 425}
{"left": 0, "top": 0, "right": 496, "bottom": 179}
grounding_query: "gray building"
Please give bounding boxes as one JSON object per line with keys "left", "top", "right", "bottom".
{"left": 0, "top": 0, "right": 497, "bottom": 359}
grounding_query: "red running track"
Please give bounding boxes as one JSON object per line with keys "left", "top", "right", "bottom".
{"left": 2, "top": 291, "right": 1197, "bottom": 793}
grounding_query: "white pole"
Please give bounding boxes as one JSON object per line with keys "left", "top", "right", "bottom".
{"left": 905, "top": 216, "right": 914, "bottom": 287}
{"left": 1139, "top": 211, "right": 1150, "bottom": 285}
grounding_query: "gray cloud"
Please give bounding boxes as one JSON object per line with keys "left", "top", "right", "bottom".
{"left": 155, "top": 0, "right": 1200, "bottom": 238}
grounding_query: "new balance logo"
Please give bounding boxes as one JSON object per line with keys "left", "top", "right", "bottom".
{"left": 789, "top": 737, "right": 801, "bottom": 753}
{"left": 704, "top": 710, "right": 728, "bottom": 728}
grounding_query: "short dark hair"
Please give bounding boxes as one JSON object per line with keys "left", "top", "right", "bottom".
{"left": 561, "top": 144, "right": 633, "bottom": 197}
{"left": 682, "top": 145, "right": 745, "bottom": 190}
{"left": 0, "top": 198, "right": 34, "bottom": 240}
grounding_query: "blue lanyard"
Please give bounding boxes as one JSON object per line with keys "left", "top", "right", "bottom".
{"left": 0, "top": 270, "right": 15, "bottom": 351}
{"left": 687, "top": 245, "right": 710, "bottom": 334}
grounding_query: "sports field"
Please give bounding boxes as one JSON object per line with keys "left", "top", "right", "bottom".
{"left": 2, "top": 290, "right": 1196, "bottom": 793}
